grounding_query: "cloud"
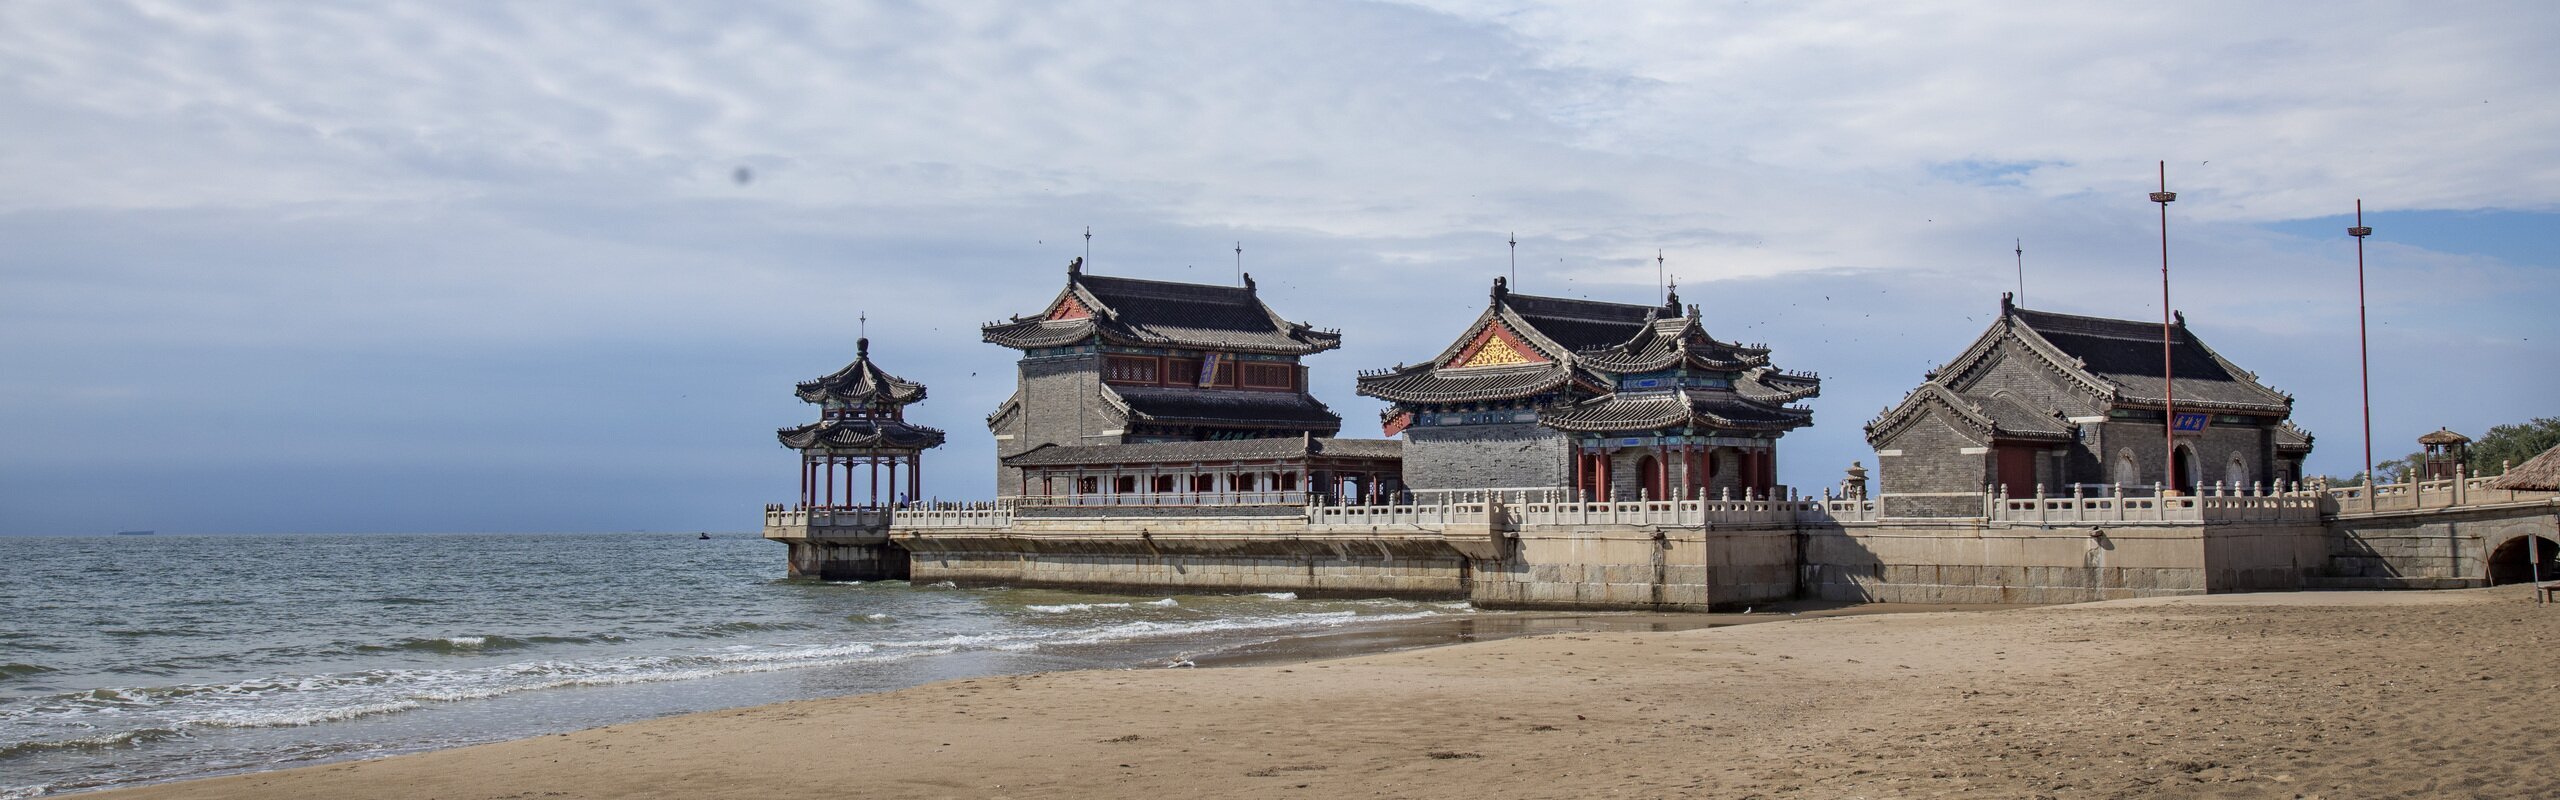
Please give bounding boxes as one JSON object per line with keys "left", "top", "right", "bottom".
{"left": 0, "top": 1, "right": 2553, "bottom": 532}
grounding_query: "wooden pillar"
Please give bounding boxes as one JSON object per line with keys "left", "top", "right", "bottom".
{"left": 909, "top": 454, "right": 922, "bottom": 504}
{"left": 799, "top": 455, "right": 812, "bottom": 506}
{"left": 824, "top": 457, "right": 835, "bottom": 508}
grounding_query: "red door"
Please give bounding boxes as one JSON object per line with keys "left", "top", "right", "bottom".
{"left": 1997, "top": 446, "right": 2038, "bottom": 498}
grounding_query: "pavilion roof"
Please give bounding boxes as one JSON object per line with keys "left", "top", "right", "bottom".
{"left": 982, "top": 260, "right": 1342, "bottom": 355}
{"left": 1001, "top": 437, "right": 1402, "bottom": 467}
{"left": 794, "top": 338, "right": 927, "bottom": 406}
{"left": 776, "top": 418, "right": 947, "bottom": 452}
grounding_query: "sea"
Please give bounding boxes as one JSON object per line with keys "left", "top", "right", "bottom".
{"left": 0, "top": 532, "right": 1506, "bottom": 798}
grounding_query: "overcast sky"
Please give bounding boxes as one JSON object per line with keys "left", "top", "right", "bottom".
{"left": 3, "top": 1, "right": 2555, "bottom": 534}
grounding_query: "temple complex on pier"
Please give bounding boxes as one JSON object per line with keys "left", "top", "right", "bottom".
{"left": 1356, "top": 277, "right": 1820, "bottom": 500}
{"left": 762, "top": 257, "right": 2556, "bottom": 608}
{"left": 1863, "top": 294, "right": 2312, "bottom": 516}
{"left": 981, "top": 258, "right": 1403, "bottom": 505}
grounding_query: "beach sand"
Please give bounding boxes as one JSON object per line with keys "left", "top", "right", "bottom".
{"left": 92, "top": 587, "right": 2560, "bottom": 799}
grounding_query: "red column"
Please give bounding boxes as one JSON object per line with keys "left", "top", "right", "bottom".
{"left": 1766, "top": 447, "right": 1778, "bottom": 495}
{"left": 799, "top": 456, "right": 811, "bottom": 506}
{"left": 824, "top": 458, "right": 836, "bottom": 507}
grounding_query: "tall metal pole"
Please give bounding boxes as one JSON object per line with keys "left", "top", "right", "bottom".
{"left": 2014, "top": 238, "right": 2025, "bottom": 306}
{"left": 2349, "top": 200, "right": 2375, "bottom": 496}
{"left": 1508, "top": 232, "right": 1517, "bottom": 286}
{"left": 2150, "top": 162, "right": 2179, "bottom": 494}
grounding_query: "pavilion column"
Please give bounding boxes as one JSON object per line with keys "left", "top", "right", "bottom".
{"left": 824, "top": 457, "right": 836, "bottom": 508}
{"left": 799, "top": 455, "right": 812, "bottom": 506}
{"left": 1765, "top": 446, "right": 1778, "bottom": 495}
{"left": 909, "top": 455, "right": 922, "bottom": 504}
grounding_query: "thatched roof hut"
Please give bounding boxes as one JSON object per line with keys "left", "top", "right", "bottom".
{"left": 2488, "top": 442, "right": 2560, "bottom": 491}
{"left": 2419, "top": 427, "right": 2472, "bottom": 446}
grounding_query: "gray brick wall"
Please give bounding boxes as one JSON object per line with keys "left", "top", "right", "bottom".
{"left": 995, "top": 353, "right": 1111, "bottom": 496}
{"left": 1405, "top": 422, "right": 1570, "bottom": 490}
{"left": 2099, "top": 420, "right": 2278, "bottom": 493}
{"left": 1876, "top": 408, "right": 1987, "bottom": 516}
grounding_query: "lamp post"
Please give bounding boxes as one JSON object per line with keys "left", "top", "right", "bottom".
{"left": 2349, "top": 201, "right": 2375, "bottom": 509}
{"left": 2150, "top": 162, "right": 2179, "bottom": 495}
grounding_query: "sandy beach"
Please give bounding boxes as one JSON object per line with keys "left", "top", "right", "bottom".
{"left": 90, "top": 587, "right": 2560, "bottom": 799}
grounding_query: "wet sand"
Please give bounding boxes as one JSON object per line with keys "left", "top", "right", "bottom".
{"left": 89, "top": 588, "right": 2560, "bottom": 799}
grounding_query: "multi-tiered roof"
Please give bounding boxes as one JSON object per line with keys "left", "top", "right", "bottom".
{"left": 1357, "top": 277, "right": 1819, "bottom": 436}
{"left": 777, "top": 338, "right": 947, "bottom": 452}
{"left": 981, "top": 258, "right": 1341, "bottom": 355}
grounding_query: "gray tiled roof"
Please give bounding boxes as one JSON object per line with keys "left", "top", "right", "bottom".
{"left": 1501, "top": 292, "right": 1659, "bottom": 352}
{"left": 777, "top": 418, "right": 947, "bottom": 451}
{"left": 2011, "top": 308, "right": 2292, "bottom": 411}
{"left": 1542, "top": 389, "right": 1812, "bottom": 433}
{"left": 794, "top": 340, "right": 927, "bottom": 406}
{"left": 983, "top": 270, "right": 1342, "bottom": 355}
{"left": 1109, "top": 385, "right": 1342, "bottom": 429}
{"left": 1002, "top": 437, "right": 1402, "bottom": 467}
{"left": 1354, "top": 362, "right": 1581, "bottom": 404}
{"left": 1970, "top": 393, "right": 2071, "bottom": 438}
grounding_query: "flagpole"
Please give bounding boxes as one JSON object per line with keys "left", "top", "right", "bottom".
{"left": 2150, "top": 162, "right": 2179, "bottom": 495}
{"left": 2349, "top": 201, "right": 2375, "bottom": 507}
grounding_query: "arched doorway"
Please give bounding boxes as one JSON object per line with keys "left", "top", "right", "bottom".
{"left": 2171, "top": 444, "right": 2197, "bottom": 494}
{"left": 2225, "top": 454, "right": 2249, "bottom": 492}
{"left": 1636, "top": 454, "right": 1664, "bottom": 500}
{"left": 2488, "top": 536, "right": 2560, "bottom": 585}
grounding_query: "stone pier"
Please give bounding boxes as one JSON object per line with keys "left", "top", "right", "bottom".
{"left": 763, "top": 506, "right": 908, "bottom": 581}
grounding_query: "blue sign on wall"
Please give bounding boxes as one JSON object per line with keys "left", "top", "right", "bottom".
{"left": 2171, "top": 412, "right": 2211, "bottom": 433}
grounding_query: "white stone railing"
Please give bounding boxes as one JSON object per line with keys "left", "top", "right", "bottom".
{"left": 1976, "top": 485, "right": 2324, "bottom": 524}
{"left": 1508, "top": 497, "right": 1818, "bottom": 527}
{"left": 2320, "top": 470, "right": 2547, "bottom": 513}
{"left": 763, "top": 504, "right": 894, "bottom": 530}
{"left": 892, "top": 501, "right": 1013, "bottom": 528}
{"left": 1307, "top": 500, "right": 1492, "bottom": 527}
{"left": 1011, "top": 491, "right": 1315, "bottom": 508}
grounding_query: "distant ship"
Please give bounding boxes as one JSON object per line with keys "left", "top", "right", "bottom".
{"left": 114, "top": 530, "right": 155, "bottom": 536}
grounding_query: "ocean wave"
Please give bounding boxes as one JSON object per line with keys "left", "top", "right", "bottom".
{"left": 0, "top": 725, "right": 184, "bottom": 757}
{"left": 1024, "top": 602, "right": 1133, "bottom": 614}
{"left": 1251, "top": 592, "right": 1299, "bottom": 600}
{"left": 0, "top": 663, "right": 57, "bottom": 680}
{"left": 0, "top": 602, "right": 1447, "bottom": 764}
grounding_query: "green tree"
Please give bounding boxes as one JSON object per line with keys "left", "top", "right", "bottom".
{"left": 2469, "top": 417, "right": 2560, "bottom": 475}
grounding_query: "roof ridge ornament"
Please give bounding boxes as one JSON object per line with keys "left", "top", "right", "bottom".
{"left": 1067, "top": 256, "right": 1082, "bottom": 276}
{"left": 1491, "top": 275, "right": 1509, "bottom": 304}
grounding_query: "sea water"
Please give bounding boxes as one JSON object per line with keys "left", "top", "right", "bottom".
{"left": 0, "top": 532, "right": 1472, "bottom": 797}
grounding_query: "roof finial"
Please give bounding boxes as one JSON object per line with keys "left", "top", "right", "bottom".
{"left": 2000, "top": 291, "right": 2013, "bottom": 317}
{"left": 1656, "top": 248, "right": 1667, "bottom": 305}
{"left": 1664, "top": 276, "right": 1681, "bottom": 315}
{"left": 2014, "top": 238, "right": 2026, "bottom": 308}
{"left": 1508, "top": 232, "right": 1518, "bottom": 287}
{"left": 858, "top": 312, "right": 869, "bottom": 356}
{"left": 1235, "top": 241, "right": 1244, "bottom": 287}
{"left": 1491, "top": 275, "right": 1509, "bottom": 304}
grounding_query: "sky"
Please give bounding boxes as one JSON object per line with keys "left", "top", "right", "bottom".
{"left": 2, "top": 1, "right": 2555, "bottom": 534}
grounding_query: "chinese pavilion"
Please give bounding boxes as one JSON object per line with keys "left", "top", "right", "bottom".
{"left": 982, "top": 258, "right": 1375, "bottom": 501}
{"left": 777, "top": 337, "right": 946, "bottom": 508}
{"left": 1863, "top": 294, "right": 2311, "bottom": 516}
{"left": 1356, "top": 277, "right": 1821, "bottom": 500}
